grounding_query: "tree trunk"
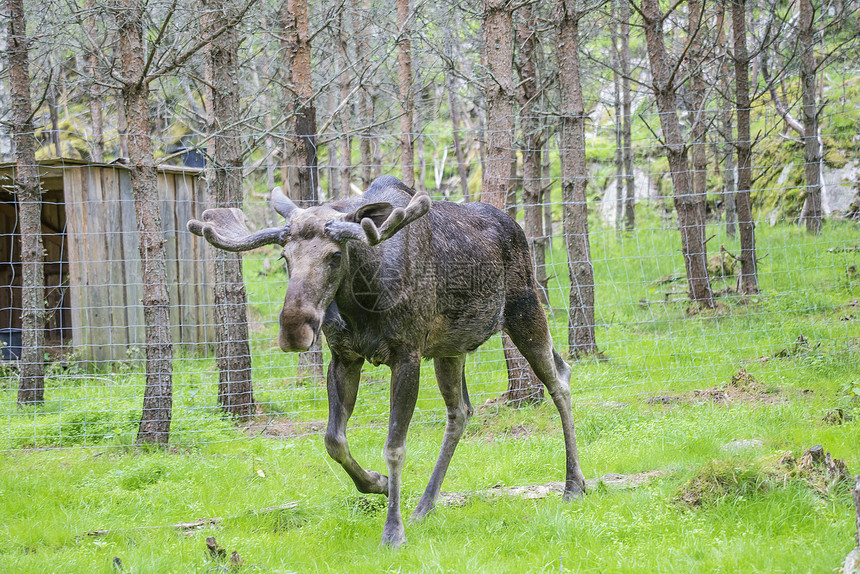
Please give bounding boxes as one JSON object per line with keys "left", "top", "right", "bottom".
{"left": 732, "top": 0, "right": 758, "bottom": 293}
{"left": 620, "top": 0, "right": 634, "bottom": 230}
{"left": 799, "top": 0, "right": 822, "bottom": 234}
{"left": 351, "top": 0, "right": 373, "bottom": 189}
{"left": 483, "top": 0, "right": 542, "bottom": 404}
{"left": 281, "top": 0, "right": 323, "bottom": 380}
{"left": 543, "top": 135, "right": 554, "bottom": 248}
{"left": 443, "top": 16, "right": 470, "bottom": 201}
{"left": 114, "top": 0, "right": 173, "bottom": 444}
{"left": 415, "top": 72, "right": 427, "bottom": 194}
{"left": 556, "top": 0, "right": 599, "bottom": 357}
{"left": 46, "top": 62, "right": 61, "bottom": 157}
{"left": 640, "top": 0, "right": 714, "bottom": 308}
{"left": 205, "top": 0, "right": 255, "bottom": 418}
{"left": 116, "top": 89, "right": 129, "bottom": 158}
{"left": 336, "top": 5, "right": 352, "bottom": 199}
{"left": 7, "top": 0, "right": 45, "bottom": 405}
{"left": 506, "top": 150, "right": 518, "bottom": 220}
{"left": 612, "top": 0, "right": 624, "bottom": 232}
{"left": 719, "top": 1, "right": 736, "bottom": 238}
{"left": 84, "top": 0, "right": 104, "bottom": 163}
{"left": 723, "top": 107, "right": 737, "bottom": 237}
{"left": 687, "top": 0, "right": 708, "bottom": 229}
{"left": 517, "top": 5, "right": 548, "bottom": 307}
{"left": 328, "top": 90, "right": 341, "bottom": 200}
{"left": 396, "top": 0, "right": 415, "bottom": 188}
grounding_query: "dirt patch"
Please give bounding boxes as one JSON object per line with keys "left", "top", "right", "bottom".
{"left": 438, "top": 470, "right": 664, "bottom": 507}
{"left": 244, "top": 417, "right": 325, "bottom": 439}
{"left": 676, "top": 445, "right": 852, "bottom": 507}
{"left": 647, "top": 367, "right": 783, "bottom": 406}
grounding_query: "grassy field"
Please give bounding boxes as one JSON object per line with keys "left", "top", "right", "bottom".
{"left": 1, "top": 215, "right": 859, "bottom": 573}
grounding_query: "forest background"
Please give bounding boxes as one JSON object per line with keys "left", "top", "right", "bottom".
{"left": 2, "top": 0, "right": 860, "bottom": 571}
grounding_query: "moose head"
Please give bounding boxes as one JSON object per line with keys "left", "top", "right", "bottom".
{"left": 187, "top": 186, "right": 431, "bottom": 353}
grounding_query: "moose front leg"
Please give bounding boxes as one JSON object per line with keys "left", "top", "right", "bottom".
{"left": 380, "top": 352, "right": 421, "bottom": 548}
{"left": 324, "top": 353, "right": 389, "bottom": 495}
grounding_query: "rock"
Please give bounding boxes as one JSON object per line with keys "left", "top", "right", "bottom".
{"left": 823, "top": 160, "right": 860, "bottom": 215}
{"left": 598, "top": 167, "right": 659, "bottom": 226}
{"left": 845, "top": 548, "right": 860, "bottom": 574}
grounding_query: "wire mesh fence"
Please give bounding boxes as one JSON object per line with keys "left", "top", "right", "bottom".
{"left": 1, "top": 111, "right": 859, "bottom": 451}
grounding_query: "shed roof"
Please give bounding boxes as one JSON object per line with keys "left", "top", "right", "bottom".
{"left": 0, "top": 158, "right": 204, "bottom": 192}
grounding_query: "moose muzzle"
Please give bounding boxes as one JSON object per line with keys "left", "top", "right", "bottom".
{"left": 278, "top": 307, "right": 321, "bottom": 353}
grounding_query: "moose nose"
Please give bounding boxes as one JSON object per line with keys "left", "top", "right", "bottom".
{"left": 278, "top": 313, "right": 320, "bottom": 353}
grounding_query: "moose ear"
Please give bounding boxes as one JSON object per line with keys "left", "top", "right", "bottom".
{"left": 345, "top": 202, "right": 394, "bottom": 228}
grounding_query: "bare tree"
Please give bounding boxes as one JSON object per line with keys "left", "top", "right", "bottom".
{"left": 6, "top": 0, "right": 46, "bottom": 405}
{"left": 798, "top": 0, "right": 822, "bottom": 234}
{"left": 111, "top": 0, "right": 174, "bottom": 443}
{"left": 84, "top": 0, "right": 105, "bottom": 162}
{"left": 612, "top": 0, "right": 624, "bottom": 231}
{"left": 687, "top": 0, "right": 708, "bottom": 228}
{"left": 636, "top": 0, "right": 715, "bottom": 309}
{"left": 442, "top": 11, "right": 470, "bottom": 201}
{"left": 483, "top": 0, "right": 543, "bottom": 404}
{"left": 396, "top": 0, "right": 415, "bottom": 188}
{"left": 336, "top": 3, "right": 352, "bottom": 199}
{"left": 351, "top": 0, "right": 373, "bottom": 189}
{"left": 732, "top": 0, "right": 758, "bottom": 293}
{"left": 516, "top": 4, "right": 548, "bottom": 307}
{"left": 718, "top": 0, "right": 736, "bottom": 238}
{"left": 204, "top": 0, "right": 255, "bottom": 418}
{"left": 281, "top": 0, "right": 323, "bottom": 380}
{"left": 556, "top": 0, "right": 599, "bottom": 357}
{"left": 620, "top": 0, "right": 635, "bottom": 230}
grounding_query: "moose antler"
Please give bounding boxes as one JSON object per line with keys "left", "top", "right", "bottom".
{"left": 361, "top": 192, "right": 431, "bottom": 246}
{"left": 187, "top": 208, "right": 289, "bottom": 252}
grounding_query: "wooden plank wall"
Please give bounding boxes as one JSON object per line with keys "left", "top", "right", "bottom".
{"left": 63, "top": 165, "right": 213, "bottom": 363}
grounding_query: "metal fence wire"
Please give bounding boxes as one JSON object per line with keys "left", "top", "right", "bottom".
{"left": 1, "top": 110, "right": 859, "bottom": 450}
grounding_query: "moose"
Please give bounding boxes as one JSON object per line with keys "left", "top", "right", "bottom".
{"left": 188, "top": 176, "right": 587, "bottom": 547}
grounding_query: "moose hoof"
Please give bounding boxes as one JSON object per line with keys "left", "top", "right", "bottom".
{"left": 380, "top": 525, "right": 407, "bottom": 548}
{"left": 359, "top": 471, "right": 389, "bottom": 495}
{"left": 562, "top": 481, "right": 586, "bottom": 501}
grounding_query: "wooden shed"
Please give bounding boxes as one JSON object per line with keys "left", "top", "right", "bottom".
{"left": 0, "top": 158, "right": 215, "bottom": 363}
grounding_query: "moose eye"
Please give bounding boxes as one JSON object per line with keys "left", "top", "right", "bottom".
{"left": 328, "top": 251, "right": 342, "bottom": 266}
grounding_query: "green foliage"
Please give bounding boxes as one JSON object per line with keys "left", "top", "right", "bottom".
{"left": 675, "top": 459, "right": 774, "bottom": 507}
{"left": 1, "top": 220, "right": 859, "bottom": 572}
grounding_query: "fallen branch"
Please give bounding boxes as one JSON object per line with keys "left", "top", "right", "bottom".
{"left": 84, "top": 502, "right": 299, "bottom": 537}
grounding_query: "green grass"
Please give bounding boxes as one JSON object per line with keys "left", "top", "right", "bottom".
{"left": 1, "top": 216, "right": 859, "bottom": 572}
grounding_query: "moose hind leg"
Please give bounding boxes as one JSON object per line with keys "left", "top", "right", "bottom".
{"left": 324, "top": 354, "right": 389, "bottom": 495}
{"left": 411, "top": 355, "right": 471, "bottom": 522}
{"left": 504, "top": 293, "right": 587, "bottom": 499}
